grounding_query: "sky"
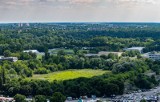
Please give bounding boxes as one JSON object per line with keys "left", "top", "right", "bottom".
{"left": 0, "top": 0, "right": 160, "bottom": 23}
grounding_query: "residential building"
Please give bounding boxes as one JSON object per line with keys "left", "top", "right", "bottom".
{"left": 0, "top": 56, "right": 18, "bottom": 62}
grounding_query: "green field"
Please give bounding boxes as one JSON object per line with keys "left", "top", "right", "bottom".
{"left": 29, "top": 69, "right": 110, "bottom": 81}
{"left": 36, "top": 54, "right": 43, "bottom": 60}
{"left": 49, "top": 49, "right": 74, "bottom": 55}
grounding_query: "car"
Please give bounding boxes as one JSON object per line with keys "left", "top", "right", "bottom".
{"left": 67, "top": 97, "right": 73, "bottom": 101}
{"left": 80, "top": 96, "right": 88, "bottom": 99}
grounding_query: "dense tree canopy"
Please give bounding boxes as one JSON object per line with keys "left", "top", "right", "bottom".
{"left": 0, "top": 23, "right": 159, "bottom": 100}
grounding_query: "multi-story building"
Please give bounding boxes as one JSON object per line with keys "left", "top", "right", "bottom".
{"left": 143, "top": 52, "right": 160, "bottom": 60}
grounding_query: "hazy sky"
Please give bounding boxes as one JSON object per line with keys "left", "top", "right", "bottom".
{"left": 0, "top": 0, "right": 160, "bottom": 23}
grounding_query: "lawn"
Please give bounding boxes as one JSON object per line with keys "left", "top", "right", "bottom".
{"left": 29, "top": 69, "right": 110, "bottom": 81}
{"left": 36, "top": 54, "right": 43, "bottom": 60}
{"left": 49, "top": 49, "right": 74, "bottom": 55}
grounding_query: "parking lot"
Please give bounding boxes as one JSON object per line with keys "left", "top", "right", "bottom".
{"left": 65, "top": 86, "right": 160, "bottom": 102}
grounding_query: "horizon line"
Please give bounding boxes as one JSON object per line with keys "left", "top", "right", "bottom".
{"left": 0, "top": 21, "right": 160, "bottom": 24}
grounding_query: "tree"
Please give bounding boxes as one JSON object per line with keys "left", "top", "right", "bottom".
{"left": 108, "top": 53, "right": 118, "bottom": 60}
{"left": 73, "top": 48, "right": 79, "bottom": 55}
{"left": 34, "top": 68, "right": 49, "bottom": 74}
{"left": 44, "top": 49, "right": 50, "bottom": 60}
{"left": 0, "top": 66, "right": 3, "bottom": 88}
{"left": 96, "top": 100, "right": 102, "bottom": 102}
{"left": 134, "top": 74, "right": 153, "bottom": 89}
{"left": 3, "top": 50, "right": 11, "bottom": 57}
{"left": 1, "top": 67, "right": 6, "bottom": 85}
{"left": 57, "top": 50, "right": 66, "bottom": 56}
{"left": 140, "top": 99, "right": 146, "bottom": 102}
{"left": 14, "top": 94, "right": 26, "bottom": 102}
{"left": 35, "top": 95, "right": 46, "bottom": 102}
{"left": 50, "top": 92, "right": 66, "bottom": 102}
{"left": 151, "top": 64, "right": 160, "bottom": 75}
{"left": 20, "top": 85, "right": 32, "bottom": 96}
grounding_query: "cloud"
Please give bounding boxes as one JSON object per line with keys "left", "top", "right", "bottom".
{"left": 0, "top": 0, "right": 35, "bottom": 6}
{"left": 0, "top": 0, "right": 159, "bottom": 8}
{"left": 116, "top": 0, "right": 158, "bottom": 4}
{"left": 50, "top": 0, "right": 159, "bottom": 4}
{"left": 68, "top": 0, "right": 98, "bottom": 4}
{"left": 0, "top": 0, "right": 160, "bottom": 22}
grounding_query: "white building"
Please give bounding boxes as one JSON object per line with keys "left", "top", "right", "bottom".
{"left": 0, "top": 97, "right": 14, "bottom": 102}
{"left": 124, "top": 47, "right": 145, "bottom": 53}
{"left": 23, "top": 50, "right": 45, "bottom": 56}
{"left": 143, "top": 52, "right": 160, "bottom": 60}
{"left": 23, "top": 50, "right": 39, "bottom": 54}
{"left": 0, "top": 56, "right": 18, "bottom": 62}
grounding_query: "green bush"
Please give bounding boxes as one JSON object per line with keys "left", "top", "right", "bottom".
{"left": 34, "top": 68, "right": 49, "bottom": 74}
{"left": 14, "top": 94, "right": 26, "bottom": 102}
{"left": 35, "top": 95, "right": 46, "bottom": 102}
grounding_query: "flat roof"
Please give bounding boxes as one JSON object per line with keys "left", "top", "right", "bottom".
{"left": 126, "top": 47, "right": 145, "bottom": 50}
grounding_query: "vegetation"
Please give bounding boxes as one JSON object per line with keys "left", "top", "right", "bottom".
{"left": 14, "top": 94, "right": 26, "bottom": 102}
{"left": 30, "top": 69, "right": 109, "bottom": 81}
{"left": 0, "top": 23, "right": 160, "bottom": 100}
{"left": 51, "top": 92, "right": 66, "bottom": 102}
{"left": 35, "top": 95, "right": 46, "bottom": 102}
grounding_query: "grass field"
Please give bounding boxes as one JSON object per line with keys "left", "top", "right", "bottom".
{"left": 49, "top": 49, "right": 74, "bottom": 55}
{"left": 36, "top": 54, "right": 43, "bottom": 60}
{"left": 29, "top": 69, "right": 110, "bottom": 81}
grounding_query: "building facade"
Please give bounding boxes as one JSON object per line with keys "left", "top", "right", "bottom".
{"left": 143, "top": 52, "right": 160, "bottom": 60}
{"left": 0, "top": 56, "right": 18, "bottom": 62}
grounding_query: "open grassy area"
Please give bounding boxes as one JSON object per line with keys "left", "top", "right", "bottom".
{"left": 36, "top": 54, "right": 43, "bottom": 60}
{"left": 49, "top": 49, "right": 74, "bottom": 55}
{"left": 29, "top": 69, "right": 110, "bottom": 81}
